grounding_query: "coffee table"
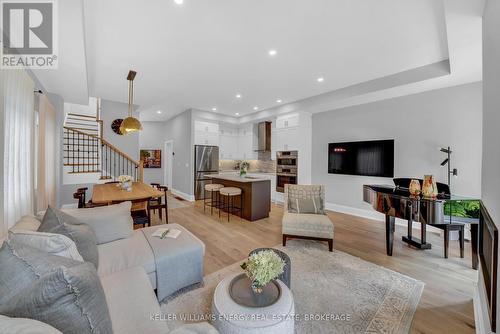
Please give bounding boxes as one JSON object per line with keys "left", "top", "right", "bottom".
{"left": 211, "top": 272, "right": 295, "bottom": 334}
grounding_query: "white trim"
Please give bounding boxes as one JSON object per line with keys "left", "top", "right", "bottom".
{"left": 171, "top": 188, "right": 195, "bottom": 202}
{"left": 325, "top": 202, "right": 442, "bottom": 235}
{"left": 164, "top": 140, "right": 174, "bottom": 188}
{"left": 473, "top": 276, "right": 487, "bottom": 334}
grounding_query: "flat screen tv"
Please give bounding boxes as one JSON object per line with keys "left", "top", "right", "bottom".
{"left": 328, "top": 140, "right": 394, "bottom": 177}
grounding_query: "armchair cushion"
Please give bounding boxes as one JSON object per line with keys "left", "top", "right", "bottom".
{"left": 288, "top": 197, "right": 324, "bottom": 214}
{"left": 282, "top": 212, "right": 334, "bottom": 239}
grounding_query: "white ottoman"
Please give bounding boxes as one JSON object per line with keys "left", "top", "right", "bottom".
{"left": 211, "top": 273, "right": 295, "bottom": 334}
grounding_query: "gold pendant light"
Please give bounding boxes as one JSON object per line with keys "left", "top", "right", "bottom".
{"left": 120, "top": 70, "right": 142, "bottom": 134}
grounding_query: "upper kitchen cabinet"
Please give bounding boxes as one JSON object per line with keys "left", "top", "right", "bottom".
{"left": 219, "top": 124, "right": 238, "bottom": 159}
{"left": 194, "top": 120, "right": 219, "bottom": 146}
{"left": 275, "top": 113, "right": 300, "bottom": 129}
{"left": 238, "top": 124, "right": 257, "bottom": 160}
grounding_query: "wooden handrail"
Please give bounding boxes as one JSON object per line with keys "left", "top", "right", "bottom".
{"left": 100, "top": 137, "right": 140, "bottom": 166}
{"left": 64, "top": 126, "right": 143, "bottom": 182}
{"left": 64, "top": 126, "right": 140, "bottom": 166}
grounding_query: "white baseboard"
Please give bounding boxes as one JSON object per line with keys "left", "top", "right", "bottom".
{"left": 473, "top": 278, "right": 487, "bottom": 334}
{"left": 171, "top": 188, "right": 195, "bottom": 202}
{"left": 325, "top": 202, "right": 442, "bottom": 235}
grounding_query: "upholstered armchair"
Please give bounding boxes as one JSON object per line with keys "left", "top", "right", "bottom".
{"left": 282, "top": 184, "right": 334, "bottom": 251}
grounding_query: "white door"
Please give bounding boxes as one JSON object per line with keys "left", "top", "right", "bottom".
{"left": 164, "top": 140, "right": 174, "bottom": 188}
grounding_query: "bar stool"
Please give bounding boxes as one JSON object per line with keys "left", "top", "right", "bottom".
{"left": 204, "top": 184, "right": 224, "bottom": 214}
{"left": 219, "top": 187, "right": 242, "bottom": 222}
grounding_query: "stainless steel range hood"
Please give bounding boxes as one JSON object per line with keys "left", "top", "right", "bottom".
{"left": 255, "top": 121, "right": 271, "bottom": 152}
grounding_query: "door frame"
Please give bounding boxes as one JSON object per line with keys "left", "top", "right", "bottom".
{"left": 164, "top": 140, "right": 174, "bottom": 188}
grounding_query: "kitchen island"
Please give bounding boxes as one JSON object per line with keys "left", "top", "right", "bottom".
{"left": 205, "top": 174, "right": 271, "bottom": 221}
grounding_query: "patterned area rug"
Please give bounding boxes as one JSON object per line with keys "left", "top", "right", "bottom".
{"left": 160, "top": 240, "right": 424, "bottom": 334}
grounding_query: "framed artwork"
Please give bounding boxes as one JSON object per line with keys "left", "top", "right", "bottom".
{"left": 140, "top": 149, "right": 161, "bottom": 168}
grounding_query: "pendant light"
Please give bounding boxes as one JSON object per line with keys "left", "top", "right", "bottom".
{"left": 120, "top": 70, "right": 142, "bottom": 134}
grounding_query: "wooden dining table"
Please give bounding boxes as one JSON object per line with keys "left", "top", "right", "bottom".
{"left": 92, "top": 182, "right": 164, "bottom": 205}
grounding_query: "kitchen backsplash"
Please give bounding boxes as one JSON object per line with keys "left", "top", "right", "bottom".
{"left": 219, "top": 158, "right": 276, "bottom": 173}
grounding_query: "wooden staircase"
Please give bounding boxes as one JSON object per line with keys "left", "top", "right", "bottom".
{"left": 63, "top": 109, "right": 143, "bottom": 183}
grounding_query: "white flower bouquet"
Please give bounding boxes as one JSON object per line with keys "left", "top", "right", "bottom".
{"left": 117, "top": 175, "right": 133, "bottom": 191}
{"left": 240, "top": 250, "right": 285, "bottom": 293}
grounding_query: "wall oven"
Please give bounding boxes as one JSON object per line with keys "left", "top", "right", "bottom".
{"left": 276, "top": 151, "right": 298, "bottom": 193}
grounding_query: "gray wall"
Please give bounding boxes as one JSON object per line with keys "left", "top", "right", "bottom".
{"left": 478, "top": 2, "right": 500, "bottom": 333}
{"left": 163, "top": 110, "right": 193, "bottom": 197}
{"left": 101, "top": 99, "right": 139, "bottom": 161}
{"left": 140, "top": 121, "right": 166, "bottom": 184}
{"left": 312, "top": 82, "right": 483, "bottom": 214}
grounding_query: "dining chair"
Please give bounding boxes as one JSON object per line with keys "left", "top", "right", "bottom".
{"left": 148, "top": 186, "right": 169, "bottom": 224}
{"left": 149, "top": 183, "right": 161, "bottom": 215}
{"left": 130, "top": 197, "right": 152, "bottom": 228}
{"left": 73, "top": 187, "right": 107, "bottom": 209}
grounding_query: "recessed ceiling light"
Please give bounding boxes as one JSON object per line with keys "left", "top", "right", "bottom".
{"left": 317, "top": 77, "right": 324, "bottom": 83}
{"left": 235, "top": 113, "right": 240, "bottom": 116}
{"left": 268, "top": 49, "right": 277, "bottom": 57}
{"left": 156, "top": 110, "right": 162, "bottom": 114}
{"left": 253, "top": 106, "right": 259, "bottom": 111}
{"left": 211, "top": 107, "right": 217, "bottom": 111}
{"left": 276, "top": 99, "right": 282, "bottom": 103}
{"left": 174, "top": 0, "right": 183, "bottom": 4}
{"left": 236, "top": 94, "right": 242, "bottom": 99}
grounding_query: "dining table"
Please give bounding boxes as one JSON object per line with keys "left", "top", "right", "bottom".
{"left": 91, "top": 182, "right": 164, "bottom": 205}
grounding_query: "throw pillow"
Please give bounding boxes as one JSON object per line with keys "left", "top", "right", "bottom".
{"left": 0, "top": 262, "right": 113, "bottom": 334}
{"left": 288, "top": 197, "right": 325, "bottom": 214}
{"left": 62, "top": 201, "right": 134, "bottom": 244}
{"left": 0, "top": 241, "right": 81, "bottom": 304}
{"left": 10, "top": 215, "right": 41, "bottom": 232}
{"left": 39, "top": 207, "right": 99, "bottom": 269}
{"left": 0, "top": 315, "right": 63, "bottom": 334}
{"left": 8, "top": 230, "right": 84, "bottom": 262}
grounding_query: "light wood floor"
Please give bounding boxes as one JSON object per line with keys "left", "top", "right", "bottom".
{"left": 151, "top": 199, "right": 477, "bottom": 334}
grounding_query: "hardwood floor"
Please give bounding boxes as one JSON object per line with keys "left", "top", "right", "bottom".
{"left": 151, "top": 199, "right": 477, "bottom": 334}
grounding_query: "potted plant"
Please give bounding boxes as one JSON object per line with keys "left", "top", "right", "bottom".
{"left": 240, "top": 250, "right": 285, "bottom": 294}
{"left": 239, "top": 161, "right": 250, "bottom": 177}
{"left": 117, "top": 175, "right": 133, "bottom": 192}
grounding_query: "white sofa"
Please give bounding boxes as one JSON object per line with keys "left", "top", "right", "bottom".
{"left": 1, "top": 214, "right": 217, "bottom": 334}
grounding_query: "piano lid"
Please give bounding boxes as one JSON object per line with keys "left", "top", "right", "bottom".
{"left": 363, "top": 184, "right": 478, "bottom": 203}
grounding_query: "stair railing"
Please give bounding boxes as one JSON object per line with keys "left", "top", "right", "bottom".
{"left": 63, "top": 126, "right": 143, "bottom": 182}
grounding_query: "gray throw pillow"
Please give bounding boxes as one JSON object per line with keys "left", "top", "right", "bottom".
{"left": 0, "top": 262, "right": 113, "bottom": 334}
{"left": 0, "top": 241, "right": 81, "bottom": 304}
{"left": 288, "top": 197, "right": 325, "bottom": 214}
{"left": 39, "top": 206, "right": 99, "bottom": 269}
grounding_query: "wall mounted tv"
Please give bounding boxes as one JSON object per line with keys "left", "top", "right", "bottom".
{"left": 328, "top": 140, "right": 394, "bottom": 177}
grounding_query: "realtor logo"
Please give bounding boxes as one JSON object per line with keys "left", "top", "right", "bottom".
{"left": 1, "top": 0, "right": 58, "bottom": 69}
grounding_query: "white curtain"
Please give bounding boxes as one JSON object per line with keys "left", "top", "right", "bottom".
{"left": 36, "top": 94, "right": 57, "bottom": 211}
{"left": 1, "top": 69, "right": 35, "bottom": 236}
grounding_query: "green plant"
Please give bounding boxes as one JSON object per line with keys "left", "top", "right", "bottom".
{"left": 241, "top": 250, "right": 285, "bottom": 292}
{"left": 444, "top": 200, "right": 480, "bottom": 219}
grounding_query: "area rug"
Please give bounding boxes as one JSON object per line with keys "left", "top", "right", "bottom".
{"left": 160, "top": 240, "right": 424, "bottom": 334}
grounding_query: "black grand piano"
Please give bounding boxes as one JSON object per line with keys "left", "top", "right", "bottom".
{"left": 363, "top": 183, "right": 479, "bottom": 269}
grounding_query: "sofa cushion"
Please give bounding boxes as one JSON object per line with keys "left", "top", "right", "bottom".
{"left": 0, "top": 315, "right": 63, "bottom": 334}
{"left": 0, "top": 262, "right": 113, "bottom": 334}
{"left": 62, "top": 202, "right": 134, "bottom": 244}
{"left": 97, "top": 230, "right": 156, "bottom": 279}
{"left": 100, "top": 266, "right": 168, "bottom": 334}
{"left": 0, "top": 241, "right": 81, "bottom": 304}
{"left": 10, "top": 215, "right": 41, "bottom": 232}
{"left": 8, "top": 230, "right": 84, "bottom": 262}
{"left": 282, "top": 212, "right": 334, "bottom": 239}
{"left": 39, "top": 207, "right": 99, "bottom": 268}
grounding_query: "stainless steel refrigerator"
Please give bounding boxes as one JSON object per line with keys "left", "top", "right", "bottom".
{"left": 194, "top": 145, "right": 219, "bottom": 200}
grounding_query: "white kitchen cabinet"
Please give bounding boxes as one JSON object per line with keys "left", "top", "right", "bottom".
{"left": 194, "top": 120, "right": 219, "bottom": 146}
{"left": 219, "top": 125, "right": 238, "bottom": 159}
{"left": 274, "top": 127, "right": 299, "bottom": 152}
{"left": 275, "top": 113, "right": 299, "bottom": 129}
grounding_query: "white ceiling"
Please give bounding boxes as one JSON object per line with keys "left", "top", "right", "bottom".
{"left": 81, "top": 0, "right": 452, "bottom": 121}
{"left": 32, "top": 0, "right": 483, "bottom": 122}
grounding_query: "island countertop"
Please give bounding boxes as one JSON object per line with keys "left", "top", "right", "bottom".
{"left": 204, "top": 174, "right": 271, "bottom": 183}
